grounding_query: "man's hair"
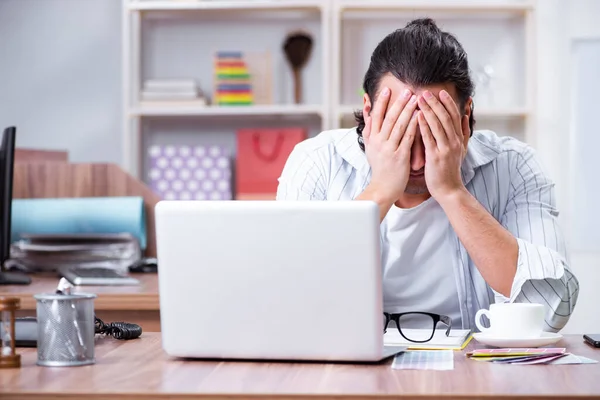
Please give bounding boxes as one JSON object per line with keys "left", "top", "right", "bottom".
{"left": 354, "top": 18, "right": 475, "bottom": 151}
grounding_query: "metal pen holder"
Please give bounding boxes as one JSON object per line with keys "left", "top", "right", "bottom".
{"left": 34, "top": 292, "right": 97, "bottom": 367}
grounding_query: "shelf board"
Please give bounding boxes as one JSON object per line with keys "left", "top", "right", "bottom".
{"left": 337, "top": 105, "right": 529, "bottom": 118}
{"left": 130, "top": 102, "right": 324, "bottom": 117}
{"left": 127, "top": 0, "right": 324, "bottom": 11}
{"left": 338, "top": 0, "right": 535, "bottom": 13}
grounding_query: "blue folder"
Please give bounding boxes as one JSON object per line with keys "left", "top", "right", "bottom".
{"left": 11, "top": 196, "right": 147, "bottom": 250}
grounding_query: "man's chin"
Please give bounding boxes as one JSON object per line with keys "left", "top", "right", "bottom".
{"left": 405, "top": 177, "right": 428, "bottom": 195}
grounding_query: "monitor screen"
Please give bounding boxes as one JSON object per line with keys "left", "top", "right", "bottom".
{"left": 0, "top": 126, "right": 16, "bottom": 269}
{"left": 0, "top": 126, "right": 31, "bottom": 285}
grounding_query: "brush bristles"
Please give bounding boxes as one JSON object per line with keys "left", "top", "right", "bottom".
{"left": 283, "top": 33, "right": 313, "bottom": 68}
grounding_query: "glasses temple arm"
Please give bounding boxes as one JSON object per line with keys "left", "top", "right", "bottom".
{"left": 440, "top": 315, "right": 452, "bottom": 337}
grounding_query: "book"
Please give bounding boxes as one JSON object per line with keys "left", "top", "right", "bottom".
{"left": 384, "top": 328, "right": 473, "bottom": 350}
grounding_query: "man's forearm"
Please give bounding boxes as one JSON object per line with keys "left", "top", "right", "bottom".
{"left": 437, "top": 188, "right": 518, "bottom": 297}
{"left": 356, "top": 184, "right": 395, "bottom": 223}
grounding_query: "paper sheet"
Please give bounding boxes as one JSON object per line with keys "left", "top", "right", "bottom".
{"left": 392, "top": 350, "right": 454, "bottom": 370}
{"left": 548, "top": 354, "right": 598, "bottom": 365}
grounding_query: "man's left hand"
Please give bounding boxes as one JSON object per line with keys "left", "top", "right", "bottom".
{"left": 417, "top": 90, "right": 469, "bottom": 202}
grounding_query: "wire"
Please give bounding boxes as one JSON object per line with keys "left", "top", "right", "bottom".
{"left": 94, "top": 316, "right": 142, "bottom": 340}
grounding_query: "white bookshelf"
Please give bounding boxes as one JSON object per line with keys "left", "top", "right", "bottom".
{"left": 122, "top": 0, "right": 331, "bottom": 178}
{"left": 122, "top": 0, "right": 537, "bottom": 180}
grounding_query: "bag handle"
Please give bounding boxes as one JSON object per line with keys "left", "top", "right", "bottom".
{"left": 252, "top": 131, "right": 285, "bottom": 163}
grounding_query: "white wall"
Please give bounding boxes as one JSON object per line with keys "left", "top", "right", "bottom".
{"left": 0, "top": 0, "right": 122, "bottom": 163}
{"left": 557, "top": 0, "right": 600, "bottom": 334}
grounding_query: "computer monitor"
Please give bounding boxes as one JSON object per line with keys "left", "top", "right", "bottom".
{"left": 0, "top": 127, "right": 31, "bottom": 285}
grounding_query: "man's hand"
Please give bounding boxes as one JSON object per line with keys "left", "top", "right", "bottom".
{"left": 362, "top": 87, "right": 419, "bottom": 205}
{"left": 417, "top": 90, "right": 469, "bottom": 202}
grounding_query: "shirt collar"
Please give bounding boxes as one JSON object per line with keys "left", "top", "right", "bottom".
{"left": 336, "top": 128, "right": 371, "bottom": 178}
{"left": 336, "top": 128, "right": 500, "bottom": 186}
{"left": 460, "top": 131, "right": 500, "bottom": 185}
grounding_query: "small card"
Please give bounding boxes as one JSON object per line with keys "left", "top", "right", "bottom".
{"left": 392, "top": 350, "right": 454, "bottom": 370}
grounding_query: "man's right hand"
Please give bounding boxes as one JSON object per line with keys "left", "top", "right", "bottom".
{"left": 358, "top": 86, "right": 419, "bottom": 219}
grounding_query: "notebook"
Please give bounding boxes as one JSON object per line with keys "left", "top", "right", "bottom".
{"left": 384, "top": 329, "right": 473, "bottom": 350}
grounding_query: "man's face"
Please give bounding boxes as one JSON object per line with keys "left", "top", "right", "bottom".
{"left": 363, "top": 74, "right": 471, "bottom": 195}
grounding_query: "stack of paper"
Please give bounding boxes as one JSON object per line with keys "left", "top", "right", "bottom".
{"left": 384, "top": 328, "right": 473, "bottom": 350}
{"left": 10, "top": 233, "right": 141, "bottom": 274}
{"left": 466, "top": 348, "right": 598, "bottom": 365}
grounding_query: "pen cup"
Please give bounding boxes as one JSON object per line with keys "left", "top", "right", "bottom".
{"left": 34, "top": 292, "right": 97, "bottom": 367}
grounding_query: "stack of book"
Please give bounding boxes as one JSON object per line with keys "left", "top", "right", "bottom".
{"left": 384, "top": 328, "right": 473, "bottom": 350}
{"left": 141, "top": 79, "right": 206, "bottom": 104}
{"left": 214, "top": 51, "right": 253, "bottom": 106}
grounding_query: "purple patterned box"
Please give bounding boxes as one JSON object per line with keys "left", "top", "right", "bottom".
{"left": 147, "top": 144, "right": 232, "bottom": 200}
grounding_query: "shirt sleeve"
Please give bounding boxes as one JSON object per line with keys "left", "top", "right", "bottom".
{"left": 498, "top": 147, "right": 579, "bottom": 332}
{"left": 276, "top": 144, "right": 327, "bottom": 201}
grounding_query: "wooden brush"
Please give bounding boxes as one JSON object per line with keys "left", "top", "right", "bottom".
{"left": 283, "top": 31, "right": 313, "bottom": 104}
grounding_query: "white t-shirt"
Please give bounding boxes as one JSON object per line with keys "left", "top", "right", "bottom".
{"left": 381, "top": 196, "right": 462, "bottom": 329}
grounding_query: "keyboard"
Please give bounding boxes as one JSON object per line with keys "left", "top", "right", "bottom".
{"left": 61, "top": 267, "right": 140, "bottom": 286}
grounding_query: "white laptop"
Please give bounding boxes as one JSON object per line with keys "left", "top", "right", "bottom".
{"left": 154, "top": 200, "right": 405, "bottom": 362}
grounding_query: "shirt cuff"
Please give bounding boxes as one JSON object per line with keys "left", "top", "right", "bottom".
{"left": 496, "top": 237, "right": 567, "bottom": 303}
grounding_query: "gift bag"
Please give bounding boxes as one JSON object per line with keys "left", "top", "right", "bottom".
{"left": 147, "top": 144, "right": 233, "bottom": 201}
{"left": 236, "top": 128, "right": 306, "bottom": 197}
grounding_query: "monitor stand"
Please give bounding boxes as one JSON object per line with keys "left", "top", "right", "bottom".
{"left": 0, "top": 271, "right": 32, "bottom": 285}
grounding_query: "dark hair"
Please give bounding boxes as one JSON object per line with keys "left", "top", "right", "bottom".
{"left": 355, "top": 18, "right": 475, "bottom": 151}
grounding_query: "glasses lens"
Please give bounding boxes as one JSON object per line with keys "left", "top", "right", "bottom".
{"left": 398, "top": 313, "right": 435, "bottom": 342}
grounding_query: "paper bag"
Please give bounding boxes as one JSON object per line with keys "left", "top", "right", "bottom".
{"left": 236, "top": 128, "right": 306, "bottom": 197}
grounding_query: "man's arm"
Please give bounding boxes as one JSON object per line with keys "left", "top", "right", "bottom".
{"left": 496, "top": 148, "right": 578, "bottom": 332}
{"left": 418, "top": 90, "right": 578, "bottom": 332}
{"left": 438, "top": 148, "right": 578, "bottom": 332}
{"left": 417, "top": 91, "right": 518, "bottom": 296}
{"left": 355, "top": 187, "right": 396, "bottom": 223}
{"left": 436, "top": 188, "right": 518, "bottom": 297}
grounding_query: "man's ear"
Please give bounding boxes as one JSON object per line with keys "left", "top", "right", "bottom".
{"left": 461, "top": 97, "right": 473, "bottom": 146}
{"left": 363, "top": 93, "right": 372, "bottom": 121}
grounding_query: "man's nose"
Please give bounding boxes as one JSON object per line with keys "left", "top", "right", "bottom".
{"left": 410, "top": 133, "right": 426, "bottom": 171}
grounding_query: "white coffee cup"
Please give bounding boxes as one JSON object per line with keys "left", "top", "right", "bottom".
{"left": 475, "top": 303, "right": 545, "bottom": 339}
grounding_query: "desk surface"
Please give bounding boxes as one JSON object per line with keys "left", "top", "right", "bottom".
{"left": 1, "top": 333, "right": 599, "bottom": 400}
{"left": 0, "top": 273, "right": 159, "bottom": 311}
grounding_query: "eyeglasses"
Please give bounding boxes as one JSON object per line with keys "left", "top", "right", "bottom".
{"left": 383, "top": 312, "right": 452, "bottom": 343}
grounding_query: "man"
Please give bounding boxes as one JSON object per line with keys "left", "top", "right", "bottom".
{"left": 276, "top": 18, "right": 579, "bottom": 332}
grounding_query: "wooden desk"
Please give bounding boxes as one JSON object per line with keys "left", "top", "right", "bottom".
{"left": 1, "top": 333, "right": 599, "bottom": 400}
{"left": 0, "top": 274, "right": 161, "bottom": 332}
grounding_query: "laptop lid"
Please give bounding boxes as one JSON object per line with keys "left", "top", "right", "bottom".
{"left": 155, "top": 200, "right": 384, "bottom": 361}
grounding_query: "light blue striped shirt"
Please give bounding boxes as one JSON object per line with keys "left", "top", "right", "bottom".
{"left": 276, "top": 128, "right": 579, "bottom": 332}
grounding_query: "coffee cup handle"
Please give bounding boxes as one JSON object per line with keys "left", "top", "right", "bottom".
{"left": 475, "top": 309, "right": 492, "bottom": 332}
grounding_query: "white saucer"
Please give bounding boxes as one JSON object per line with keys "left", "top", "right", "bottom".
{"left": 473, "top": 332, "right": 563, "bottom": 348}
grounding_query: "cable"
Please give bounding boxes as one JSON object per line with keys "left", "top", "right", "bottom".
{"left": 54, "top": 281, "right": 142, "bottom": 340}
{"left": 94, "top": 316, "right": 142, "bottom": 340}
